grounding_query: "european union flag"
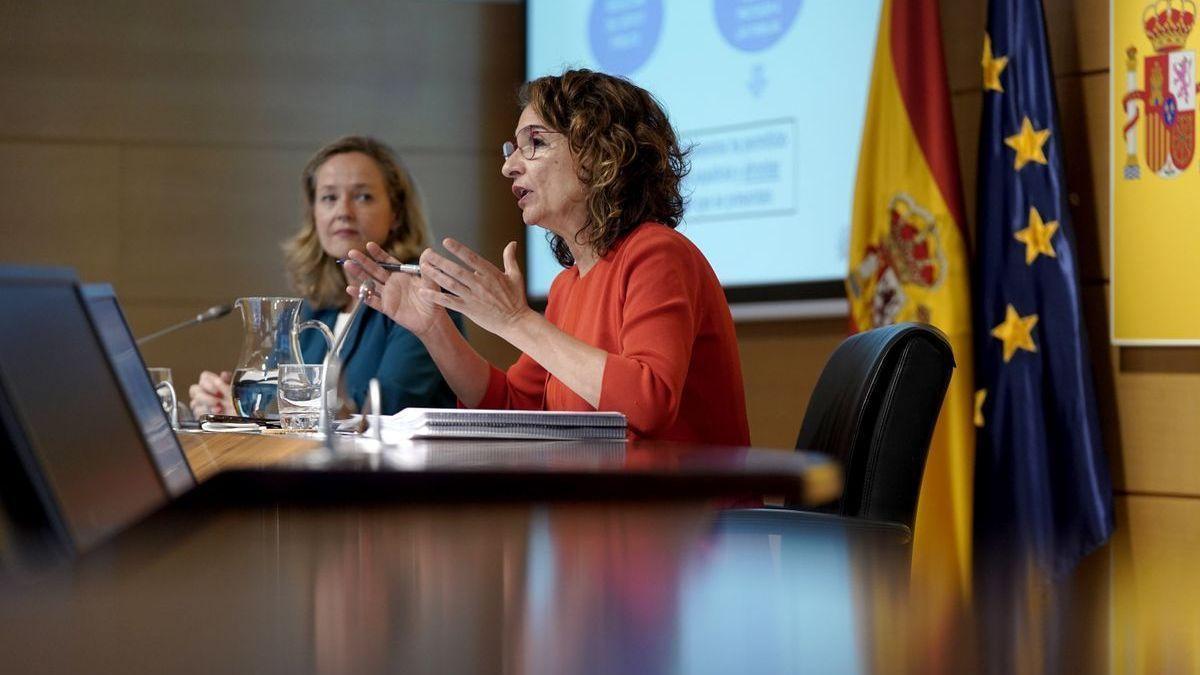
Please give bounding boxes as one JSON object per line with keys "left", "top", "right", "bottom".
{"left": 973, "top": 0, "right": 1114, "bottom": 577}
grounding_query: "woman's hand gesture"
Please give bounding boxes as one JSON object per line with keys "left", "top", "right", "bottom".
{"left": 343, "top": 242, "right": 444, "bottom": 337}
{"left": 418, "top": 239, "right": 533, "bottom": 339}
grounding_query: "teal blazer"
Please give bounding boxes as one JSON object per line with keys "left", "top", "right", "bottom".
{"left": 298, "top": 302, "right": 462, "bottom": 414}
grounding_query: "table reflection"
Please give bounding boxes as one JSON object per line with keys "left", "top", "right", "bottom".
{"left": 297, "top": 503, "right": 915, "bottom": 674}
{"left": 0, "top": 498, "right": 1146, "bottom": 673}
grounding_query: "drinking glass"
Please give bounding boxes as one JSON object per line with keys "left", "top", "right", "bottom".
{"left": 147, "top": 367, "right": 179, "bottom": 430}
{"left": 278, "top": 364, "right": 325, "bottom": 432}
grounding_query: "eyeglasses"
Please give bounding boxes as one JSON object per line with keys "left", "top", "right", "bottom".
{"left": 502, "top": 126, "right": 561, "bottom": 160}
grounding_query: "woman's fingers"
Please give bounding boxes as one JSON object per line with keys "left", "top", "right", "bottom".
{"left": 342, "top": 257, "right": 369, "bottom": 285}
{"left": 421, "top": 248, "right": 479, "bottom": 294}
{"left": 419, "top": 287, "right": 462, "bottom": 311}
{"left": 443, "top": 238, "right": 501, "bottom": 276}
{"left": 197, "top": 370, "right": 228, "bottom": 395}
{"left": 348, "top": 285, "right": 380, "bottom": 312}
{"left": 189, "top": 371, "right": 235, "bottom": 417}
{"left": 501, "top": 241, "right": 522, "bottom": 282}
{"left": 189, "top": 384, "right": 226, "bottom": 416}
{"left": 344, "top": 249, "right": 389, "bottom": 286}
{"left": 364, "top": 242, "right": 401, "bottom": 265}
{"left": 190, "top": 386, "right": 213, "bottom": 402}
{"left": 420, "top": 258, "right": 472, "bottom": 297}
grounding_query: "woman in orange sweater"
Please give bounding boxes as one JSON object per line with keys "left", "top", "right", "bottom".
{"left": 346, "top": 69, "right": 749, "bottom": 445}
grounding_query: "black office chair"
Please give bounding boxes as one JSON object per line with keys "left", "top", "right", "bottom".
{"left": 720, "top": 322, "right": 955, "bottom": 545}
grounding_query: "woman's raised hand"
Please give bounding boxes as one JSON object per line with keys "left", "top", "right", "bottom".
{"left": 344, "top": 243, "right": 444, "bottom": 337}
{"left": 419, "top": 239, "right": 532, "bottom": 338}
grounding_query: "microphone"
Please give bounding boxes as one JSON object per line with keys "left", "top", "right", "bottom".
{"left": 136, "top": 304, "right": 234, "bottom": 346}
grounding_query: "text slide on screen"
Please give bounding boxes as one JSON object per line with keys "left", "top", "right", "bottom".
{"left": 526, "top": 0, "right": 882, "bottom": 313}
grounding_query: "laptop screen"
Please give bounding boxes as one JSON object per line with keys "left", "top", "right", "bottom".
{"left": 82, "top": 284, "right": 195, "bottom": 497}
{"left": 0, "top": 268, "right": 170, "bottom": 553}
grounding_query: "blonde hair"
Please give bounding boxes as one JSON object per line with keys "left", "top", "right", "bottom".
{"left": 283, "top": 136, "right": 430, "bottom": 309}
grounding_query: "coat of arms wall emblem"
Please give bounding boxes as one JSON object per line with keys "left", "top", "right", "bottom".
{"left": 1121, "top": 0, "right": 1199, "bottom": 179}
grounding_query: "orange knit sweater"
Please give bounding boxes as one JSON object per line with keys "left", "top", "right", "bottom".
{"left": 477, "top": 223, "right": 750, "bottom": 444}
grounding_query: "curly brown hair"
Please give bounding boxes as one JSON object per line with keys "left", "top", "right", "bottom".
{"left": 282, "top": 136, "right": 431, "bottom": 309}
{"left": 519, "top": 69, "right": 690, "bottom": 267}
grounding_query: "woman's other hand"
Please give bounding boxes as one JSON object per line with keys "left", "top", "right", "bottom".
{"left": 189, "top": 370, "right": 234, "bottom": 417}
{"left": 344, "top": 242, "right": 444, "bottom": 337}
{"left": 419, "top": 239, "right": 533, "bottom": 339}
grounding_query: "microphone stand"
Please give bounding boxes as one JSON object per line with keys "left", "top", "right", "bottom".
{"left": 136, "top": 304, "right": 233, "bottom": 346}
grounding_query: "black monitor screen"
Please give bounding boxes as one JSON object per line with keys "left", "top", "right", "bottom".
{"left": 83, "top": 285, "right": 195, "bottom": 497}
{"left": 0, "top": 270, "right": 168, "bottom": 552}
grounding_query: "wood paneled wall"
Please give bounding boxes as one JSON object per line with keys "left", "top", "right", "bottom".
{"left": 0, "top": 0, "right": 525, "bottom": 391}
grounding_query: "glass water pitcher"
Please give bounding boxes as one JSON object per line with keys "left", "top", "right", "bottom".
{"left": 231, "top": 297, "right": 334, "bottom": 418}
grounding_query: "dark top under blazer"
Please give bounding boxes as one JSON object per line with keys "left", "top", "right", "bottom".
{"left": 298, "top": 302, "right": 461, "bottom": 415}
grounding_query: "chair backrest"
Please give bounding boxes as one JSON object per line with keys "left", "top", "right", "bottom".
{"left": 794, "top": 323, "right": 955, "bottom": 531}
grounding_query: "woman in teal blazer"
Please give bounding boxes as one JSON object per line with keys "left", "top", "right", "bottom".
{"left": 189, "top": 136, "right": 460, "bottom": 417}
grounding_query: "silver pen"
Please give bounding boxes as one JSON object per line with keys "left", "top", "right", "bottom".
{"left": 336, "top": 258, "right": 421, "bottom": 276}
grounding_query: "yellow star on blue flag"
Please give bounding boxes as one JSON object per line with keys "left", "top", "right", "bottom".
{"left": 990, "top": 304, "right": 1038, "bottom": 362}
{"left": 1013, "top": 207, "right": 1058, "bottom": 265}
{"left": 982, "top": 33, "right": 1008, "bottom": 92}
{"left": 1004, "top": 117, "right": 1051, "bottom": 170}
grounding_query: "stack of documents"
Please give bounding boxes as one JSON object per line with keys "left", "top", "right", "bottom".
{"left": 380, "top": 408, "right": 627, "bottom": 441}
{"left": 201, "top": 420, "right": 267, "bottom": 433}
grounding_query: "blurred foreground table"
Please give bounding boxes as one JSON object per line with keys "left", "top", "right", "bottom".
{"left": 0, "top": 498, "right": 923, "bottom": 674}
{"left": 1, "top": 431, "right": 1128, "bottom": 672}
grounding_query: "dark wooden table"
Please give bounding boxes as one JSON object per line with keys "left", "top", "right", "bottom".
{"left": 178, "top": 432, "right": 844, "bottom": 506}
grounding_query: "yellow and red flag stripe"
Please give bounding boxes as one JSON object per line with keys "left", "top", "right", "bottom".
{"left": 847, "top": 0, "right": 974, "bottom": 613}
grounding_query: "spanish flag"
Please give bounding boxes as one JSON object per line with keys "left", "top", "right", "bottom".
{"left": 847, "top": 0, "right": 974, "bottom": 612}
